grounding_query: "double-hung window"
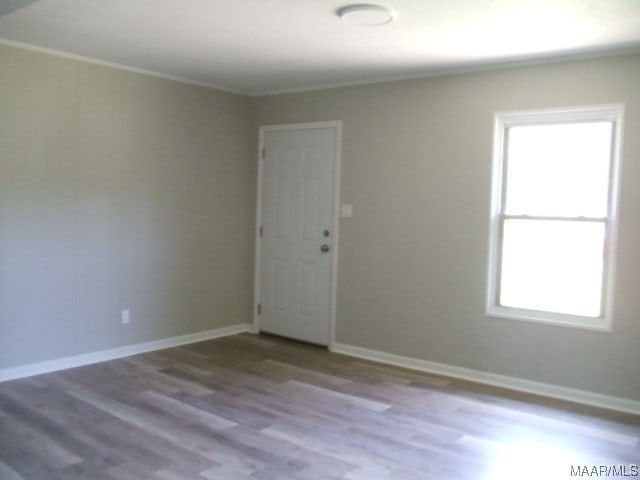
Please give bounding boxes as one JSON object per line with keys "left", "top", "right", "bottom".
{"left": 487, "top": 105, "right": 624, "bottom": 331}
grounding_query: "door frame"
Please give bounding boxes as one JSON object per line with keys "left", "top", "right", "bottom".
{"left": 253, "top": 121, "right": 342, "bottom": 347}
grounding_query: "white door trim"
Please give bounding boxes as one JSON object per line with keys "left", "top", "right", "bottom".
{"left": 253, "top": 121, "right": 342, "bottom": 347}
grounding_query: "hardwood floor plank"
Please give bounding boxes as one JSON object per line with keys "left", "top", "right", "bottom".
{"left": 188, "top": 423, "right": 308, "bottom": 475}
{"left": 104, "top": 460, "right": 162, "bottom": 480}
{"left": 252, "top": 359, "right": 353, "bottom": 387}
{"left": 149, "top": 464, "right": 209, "bottom": 480}
{"left": 199, "top": 465, "right": 252, "bottom": 480}
{"left": 261, "top": 421, "right": 412, "bottom": 475}
{"left": 0, "top": 389, "right": 126, "bottom": 472}
{"left": 63, "top": 385, "right": 243, "bottom": 471}
{"left": 282, "top": 380, "right": 391, "bottom": 412}
{"left": 138, "top": 390, "right": 238, "bottom": 429}
{"left": 0, "top": 414, "right": 82, "bottom": 478}
{"left": 343, "top": 467, "right": 393, "bottom": 480}
{"left": 225, "top": 424, "right": 355, "bottom": 478}
{"left": 0, "top": 459, "right": 26, "bottom": 480}
{"left": 122, "top": 358, "right": 217, "bottom": 396}
{"left": 0, "top": 333, "right": 638, "bottom": 479}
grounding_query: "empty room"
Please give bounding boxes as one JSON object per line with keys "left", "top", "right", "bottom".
{"left": 1, "top": 1, "right": 639, "bottom": 479}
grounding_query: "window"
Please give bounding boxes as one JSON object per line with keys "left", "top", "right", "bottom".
{"left": 487, "top": 105, "right": 624, "bottom": 331}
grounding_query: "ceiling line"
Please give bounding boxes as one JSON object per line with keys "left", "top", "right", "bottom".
{"left": 249, "top": 45, "right": 640, "bottom": 97}
{"left": 2, "top": 37, "right": 640, "bottom": 98}
{"left": 0, "top": 38, "right": 248, "bottom": 96}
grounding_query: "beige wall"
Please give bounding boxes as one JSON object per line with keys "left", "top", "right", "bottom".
{"left": 0, "top": 44, "right": 254, "bottom": 368}
{"left": 252, "top": 53, "right": 640, "bottom": 402}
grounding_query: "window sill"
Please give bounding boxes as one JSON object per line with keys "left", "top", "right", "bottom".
{"left": 485, "top": 305, "right": 612, "bottom": 332}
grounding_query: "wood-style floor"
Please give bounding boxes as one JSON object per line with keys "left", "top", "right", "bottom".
{"left": 0, "top": 333, "right": 638, "bottom": 480}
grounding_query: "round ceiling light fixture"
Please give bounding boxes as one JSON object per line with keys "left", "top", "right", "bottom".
{"left": 337, "top": 4, "right": 395, "bottom": 26}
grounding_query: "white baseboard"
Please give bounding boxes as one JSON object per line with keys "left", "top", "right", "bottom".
{"left": 0, "top": 323, "right": 251, "bottom": 382}
{"left": 330, "top": 342, "right": 640, "bottom": 416}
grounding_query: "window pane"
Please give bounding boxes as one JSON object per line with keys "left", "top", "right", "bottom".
{"left": 499, "top": 219, "right": 605, "bottom": 317}
{"left": 505, "top": 122, "right": 612, "bottom": 217}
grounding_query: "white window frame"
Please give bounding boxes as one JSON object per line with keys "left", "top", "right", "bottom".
{"left": 486, "top": 104, "right": 624, "bottom": 331}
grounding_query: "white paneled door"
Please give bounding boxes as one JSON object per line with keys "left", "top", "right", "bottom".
{"left": 257, "top": 123, "right": 339, "bottom": 346}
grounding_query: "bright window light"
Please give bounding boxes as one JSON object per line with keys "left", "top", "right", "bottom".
{"left": 505, "top": 123, "right": 612, "bottom": 218}
{"left": 489, "top": 439, "right": 587, "bottom": 480}
{"left": 487, "top": 105, "right": 623, "bottom": 330}
{"left": 500, "top": 219, "right": 605, "bottom": 317}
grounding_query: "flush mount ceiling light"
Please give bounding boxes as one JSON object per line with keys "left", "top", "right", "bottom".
{"left": 337, "top": 4, "right": 395, "bottom": 26}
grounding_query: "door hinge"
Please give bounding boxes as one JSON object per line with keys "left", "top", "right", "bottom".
{"left": 257, "top": 303, "right": 262, "bottom": 315}
{"left": 261, "top": 147, "right": 266, "bottom": 159}
{"left": 259, "top": 225, "right": 263, "bottom": 237}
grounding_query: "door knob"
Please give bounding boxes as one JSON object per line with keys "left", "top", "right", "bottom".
{"left": 320, "top": 244, "right": 330, "bottom": 253}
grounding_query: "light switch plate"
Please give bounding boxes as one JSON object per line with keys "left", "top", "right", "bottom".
{"left": 340, "top": 204, "right": 353, "bottom": 218}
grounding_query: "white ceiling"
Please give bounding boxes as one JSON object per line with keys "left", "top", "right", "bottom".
{"left": 1, "top": 0, "right": 639, "bottom": 95}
